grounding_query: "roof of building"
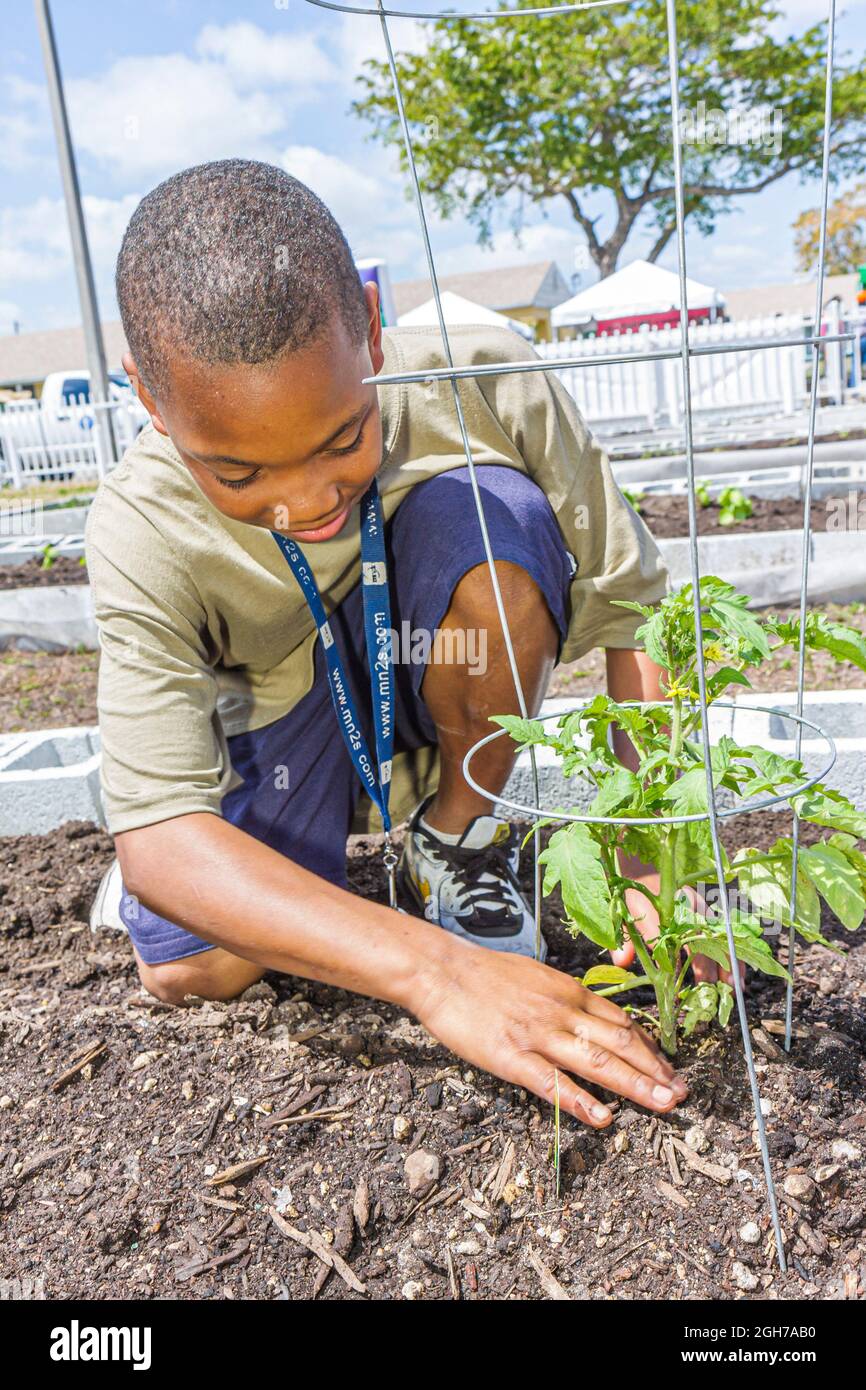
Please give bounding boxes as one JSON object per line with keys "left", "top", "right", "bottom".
{"left": 0, "top": 320, "right": 129, "bottom": 387}
{"left": 723, "top": 272, "right": 862, "bottom": 319}
{"left": 393, "top": 260, "right": 572, "bottom": 317}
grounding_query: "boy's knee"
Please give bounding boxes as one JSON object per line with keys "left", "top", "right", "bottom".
{"left": 136, "top": 949, "right": 263, "bottom": 1005}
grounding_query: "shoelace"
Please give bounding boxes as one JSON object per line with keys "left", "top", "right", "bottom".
{"left": 423, "top": 828, "right": 524, "bottom": 931}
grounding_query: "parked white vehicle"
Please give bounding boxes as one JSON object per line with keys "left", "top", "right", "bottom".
{"left": 0, "top": 369, "right": 148, "bottom": 484}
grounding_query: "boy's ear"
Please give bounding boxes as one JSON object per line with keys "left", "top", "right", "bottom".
{"left": 363, "top": 281, "right": 385, "bottom": 374}
{"left": 122, "top": 351, "right": 170, "bottom": 437}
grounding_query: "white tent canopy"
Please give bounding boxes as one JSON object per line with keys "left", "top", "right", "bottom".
{"left": 552, "top": 258, "right": 725, "bottom": 328}
{"left": 398, "top": 290, "right": 535, "bottom": 340}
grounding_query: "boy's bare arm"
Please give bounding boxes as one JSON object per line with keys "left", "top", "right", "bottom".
{"left": 117, "top": 813, "right": 688, "bottom": 1125}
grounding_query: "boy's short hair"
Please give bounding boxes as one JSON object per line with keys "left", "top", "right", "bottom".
{"left": 115, "top": 158, "right": 369, "bottom": 397}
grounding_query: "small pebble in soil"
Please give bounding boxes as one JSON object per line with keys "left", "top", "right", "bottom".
{"left": 402, "top": 1281, "right": 425, "bottom": 1300}
{"left": 831, "top": 1140, "right": 861, "bottom": 1163}
{"left": 404, "top": 1149, "right": 442, "bottom": 1194}
{"left": 393, "top": 1115, "right": 413, "bottom": 1142}
{"left": 783, "top": 1174, "right": 816, "bottom": 1202}
{"left": 739, "top": 1222, "right": 761, "bottom": 1245}
{"left": 815, "top": 1163, "right": 843, "bottom": 1185}
{"left": 424, "top": 1082, "right": 442, "bottom": 1110}
{"left": 454, "top": 1238, "right": 482, "bottom": 1257}
{"left": 685, "top": 1126, "right": 710, "bottom": 1154}
{"left": 731, "top": 1261, "right": 759, "bottom": 1292}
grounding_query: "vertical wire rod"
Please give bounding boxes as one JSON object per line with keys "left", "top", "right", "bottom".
{"left": 664, "top": 0, "right": 786, "bottom": 1272}
{"left": 786, "top": 0, "right": 838, "bottom": 1054}
{"left": 375, "top": 1, "right": 544, "bottom": 955}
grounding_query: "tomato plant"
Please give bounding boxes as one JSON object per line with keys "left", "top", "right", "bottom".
{"left": 495, "top": 577, "right": 866, "bottom": 1055}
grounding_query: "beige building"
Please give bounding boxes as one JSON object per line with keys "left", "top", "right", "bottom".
{"left": 0, "top": 320, "right": 129, "bottom": 391}
{"left": 393, "top": 260, "right": 572, "bottom": 342}
{"left": 723, "top": 271, "right": 862, "bottom": 320}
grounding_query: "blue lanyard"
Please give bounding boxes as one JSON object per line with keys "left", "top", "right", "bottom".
{"left": 271, "top": 479, "right": 394, "bottom": 836}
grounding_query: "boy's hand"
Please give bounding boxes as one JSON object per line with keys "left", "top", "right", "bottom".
{"left": 409, "top": 942, "right": 689, "bottom": 1129}
{"left": 612, "top": 879, "right": 745, "bottom": 986}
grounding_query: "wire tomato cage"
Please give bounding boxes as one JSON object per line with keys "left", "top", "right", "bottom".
{"left": 303, "top": 0, "right": 856, "bottom": 1271}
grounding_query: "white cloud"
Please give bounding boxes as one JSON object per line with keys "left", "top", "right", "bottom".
{"left": 432, "top": 219, "right": 580, "bottom": 280}
{"left": 66, "top": 53, "right": 289, "bottom": 177}
{"left": 0, "top": 193, "right": 139, "bottom": 291}
{"left": 195, "top": 20, "right": 341, "bottom": 88}
{"left": 0, "top": 76, "right": 49, "bottom": 171}
{"left": 60, "top": 16, "right": 430, "bottom": 183}
{"left": 278, "top": 144, "right": 420, "bottom": 266}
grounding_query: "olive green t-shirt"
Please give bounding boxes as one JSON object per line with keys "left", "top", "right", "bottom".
{"left": 85, "top": 323, "right": 669, "bottom": 836}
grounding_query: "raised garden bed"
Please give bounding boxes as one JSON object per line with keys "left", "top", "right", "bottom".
{"left": 0, "top": 650, "right": 100, "bottom": 733}
{"left": 0, "top": 814, "right": 862, "bottom": 1301}
{"left": 1, "top": 602, "right": 865, "bottom": 737}
{"left": 632, "top": 490, "right": 866, "bottom": 539}
{"left": 0, "top": 557, "right": 87, "bottom": 591}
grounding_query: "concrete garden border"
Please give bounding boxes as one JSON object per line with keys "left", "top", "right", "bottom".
{"left": 1, "top": 689, "right": 863, "bottom": 837}
{"left": 3, "top": 522, "right": 865, "bottom": 656}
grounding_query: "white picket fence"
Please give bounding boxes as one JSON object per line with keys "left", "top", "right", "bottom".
{"left": 537, "top": 311, "right": 864, "bottom": 436}
{"left": 0, "top": 394, "right": 144, "bottom": 486}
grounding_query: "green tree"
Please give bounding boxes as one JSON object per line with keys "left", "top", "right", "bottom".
{"left": 352, "top": 0, "right": 866, "bottom": 277}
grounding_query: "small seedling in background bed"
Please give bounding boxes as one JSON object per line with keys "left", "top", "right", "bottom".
{"left": 39, "top": 542, "right": 57, "bottom": 571}
{"left": 717, "top": 486, "right": 753, "bottom": 526}
{"left": 494, "top": 576, "right": 866, "bottom": 1056}
{"left": 622, "top": 487, "right": 645, "bottom": 514}
{"left": 695, "top": 480, "right": 712, "bottom": 508}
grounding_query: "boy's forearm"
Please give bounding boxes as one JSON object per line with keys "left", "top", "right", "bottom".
{"left": 116, "top": 813, "right": 449, "bottom": 1013}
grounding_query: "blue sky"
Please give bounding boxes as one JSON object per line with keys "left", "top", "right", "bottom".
{"left": 0, "top": 0, "right": 864, "bottom": 337}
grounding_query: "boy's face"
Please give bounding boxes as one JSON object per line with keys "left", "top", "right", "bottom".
{"left": 124, "top": 282, "right": 386, "bottom": 542}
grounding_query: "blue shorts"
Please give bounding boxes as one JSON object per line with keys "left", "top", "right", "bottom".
{"left": 122, "top": 465, "right": 576, "bottom": 964}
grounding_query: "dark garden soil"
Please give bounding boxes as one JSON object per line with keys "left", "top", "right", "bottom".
{"left": 0, "top": 557, "right": 88, "bottom": 591}
{"left": 0, "top": 814, "right": 863, "bottom": 1302}
{"left": 0, "top": 649, "right": 100, "bottom": 732}
{"left": 632, "top": 491, "right": 864, "bottom": 540}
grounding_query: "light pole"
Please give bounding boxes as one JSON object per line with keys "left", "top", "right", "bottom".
{"left": 34, "top": 0, "right": 118, "bottom": 475}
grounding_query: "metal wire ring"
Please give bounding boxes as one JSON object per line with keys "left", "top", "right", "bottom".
{"left": 461, "top": 698, "right": 838, "bottom": 826}
{"left": 301, "top": 0, "right": 625, "bottom": 20}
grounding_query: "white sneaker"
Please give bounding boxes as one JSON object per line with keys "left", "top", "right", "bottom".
{"left": 398, "top": 798, "right": 547, "bottom": 961}
{"left": 89, "top": 858, "right": 128, "bottom": 935}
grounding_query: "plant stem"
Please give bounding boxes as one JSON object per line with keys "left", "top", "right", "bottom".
{"left": 678, "top": 851, "right": 788, "bottom": 889}
{"left": 654, "top": 970, "right": 679, "bottom": 1057}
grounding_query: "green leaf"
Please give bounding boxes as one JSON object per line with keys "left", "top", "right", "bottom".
{"left": 772, "top": 611, "right": 866, "bottom": 673}
{"left": 689, "top": 931, "right": 790, "bottom": 981}
{"left": 707, "top": 665, "right": 752, "bottom": 698}
{"left": 828, "top": 832, "right": 866, "bottom": 893}
{"left": 588, "top": 767, "right": 643, "bottom": 818}
{"left": 680, "top": 983, "right": 719, "bottom": 1036}
{"left": 734, "top": 840, "right": 821, "bottom": 933}
{"left": 798, "top": 843, "right": 866, "bottom": 930}
{"left": 791, "top": 788, "right": 866, "bottom": 840}
{"left": 705, "top": 593, "right": 770, "bottom": 661}
{"left": 490, "top": 714, "right": 547, "bottom": 747}
{"left": 580, "top": 965, "right": 644, "bottom": 989}
{"left": 739, "top": 744, "right": 805, "bottom": 787}
{"left": 609, "top": 599, "right": 655, "bottom": 619}
{"left": 538, "top": 823, "right": 617, "bottom": 951}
